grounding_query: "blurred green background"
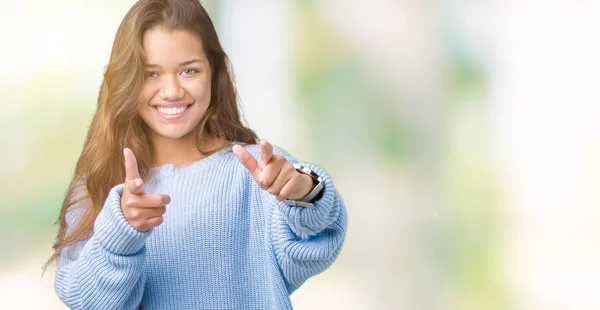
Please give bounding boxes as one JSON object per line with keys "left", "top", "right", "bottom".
{"left": 1, "top": 1, "right": 600, "bottom": 309}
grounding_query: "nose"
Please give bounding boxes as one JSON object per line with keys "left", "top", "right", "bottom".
{"left": 159, "top": 75, "right": 184, "bottom": 101}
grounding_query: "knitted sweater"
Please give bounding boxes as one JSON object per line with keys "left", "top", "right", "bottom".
{"left": 54, "top": 143, "right": 347, "bottom": 310}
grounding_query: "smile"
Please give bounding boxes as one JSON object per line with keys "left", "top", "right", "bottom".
{"left": 154, "top": 104, "right": 192, "bottom": 120}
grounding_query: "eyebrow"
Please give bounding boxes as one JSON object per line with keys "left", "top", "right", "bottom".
{"left": 144, "top": 59, "right": 203, "bottom": 68}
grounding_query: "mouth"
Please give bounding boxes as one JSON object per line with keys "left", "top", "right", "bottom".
{"left": 154, "top": 103, "right": 193, "bottom": 120}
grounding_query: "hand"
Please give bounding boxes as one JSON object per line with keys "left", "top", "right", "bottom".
{"left": 121, "top": 148, "right": 171, "bottom": 231}
{"left": 233, "top": 140, "right": 315, "bottom": 201}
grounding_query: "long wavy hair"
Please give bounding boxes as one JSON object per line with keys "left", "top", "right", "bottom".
{"left": 46, "top": 0, "right": 257, "bottom": 269}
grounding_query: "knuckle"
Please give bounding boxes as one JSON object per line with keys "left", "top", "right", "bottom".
{"left": 259, "top": 178, "right": 268, "bottom": 188}
{"left": 279, "top": 188, "right": 289, "bottom": 199}
{"left": 120, "top": 199, "right": 129, "bottom": 210}
{"left": 287, "top": 164, "right": 296, "bottom": 173}
{"left": 267, "top": 187, "right": 278, "bottom": 196}
{"left": 283, "top": 167, "right": 293, "bottom": 177}
{"left": 125, "top": 196, "right": 137, "bottom": 207}
{"left": 131, "top": 220, "right": 144, "bottom": 230}
{"left": 129, "top": 209, "right": 141, "bottom": 220}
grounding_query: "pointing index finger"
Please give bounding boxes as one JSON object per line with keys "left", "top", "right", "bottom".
{"left": 233, "top": 144, "right": 260, "bottom": 180}
{"left": 124, "top": 148, "right": 141, "bottom": 181}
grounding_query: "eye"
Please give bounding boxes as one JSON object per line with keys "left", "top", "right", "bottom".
{"left": 181, "top": 68, "right": 198, "bottom": 76}
{"left": 145, "top": 71, "right": 159, "bottom": 79}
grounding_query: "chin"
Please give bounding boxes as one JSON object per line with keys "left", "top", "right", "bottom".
{"left": 151, "top": 125, "right": 197, "bottom": 140}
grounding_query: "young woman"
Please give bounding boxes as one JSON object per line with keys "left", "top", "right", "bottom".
{"left": 47, "top": 0, "right": 347, "bottom": 309}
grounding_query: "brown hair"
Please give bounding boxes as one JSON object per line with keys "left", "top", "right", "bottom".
{"left": 46, "top": 0, "right": 257, "bottom": 269}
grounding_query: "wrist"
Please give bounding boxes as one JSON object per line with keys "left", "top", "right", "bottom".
{"left": 285, "top": 164, "right": 324, "bottom": 208}
{"left": 300, "top": 174, "right": 316, "bottom": 197}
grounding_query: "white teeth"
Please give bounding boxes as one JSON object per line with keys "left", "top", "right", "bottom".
{"left": 157, "top": 106, "right": 187, "bottom": 115}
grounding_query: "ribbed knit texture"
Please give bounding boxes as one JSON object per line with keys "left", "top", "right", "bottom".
{"left": 55, "top": 143, "right": 347, "bottom": 310}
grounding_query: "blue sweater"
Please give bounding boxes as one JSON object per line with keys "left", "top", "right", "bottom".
{"left": 55, "top": 143, "right": 347, "bottom": 309}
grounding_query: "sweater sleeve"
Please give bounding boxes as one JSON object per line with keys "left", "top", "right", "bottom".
{"left": 259, "top": 145, "right": 348, "bottom": 293}
{"left": 55, "top": 184, "right": 150, "bottom": 310}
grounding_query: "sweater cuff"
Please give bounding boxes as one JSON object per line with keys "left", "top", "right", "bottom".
{"left": 276, "top": 163, "right": 340, "bottom": 239}
{"left": 94, "top": 184, "right": 151, "bottom": 255}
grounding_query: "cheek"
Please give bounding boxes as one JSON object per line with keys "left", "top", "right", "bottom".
{"left": 189, "top": 77, "right": 211, "bottom": 103}
{"left": 197, "top": 87, "right": 211, "bottom": 104}
{"left": 139, "top": 85, "right": 156, "bottom": 105}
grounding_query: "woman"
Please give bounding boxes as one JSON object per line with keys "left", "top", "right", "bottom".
{"left": 48, "top": 0, "right": 347, "bottom": 309}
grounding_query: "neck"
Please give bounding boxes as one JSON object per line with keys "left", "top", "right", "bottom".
{"left": 149, "top": 130, "right": 225, "bottom": 168}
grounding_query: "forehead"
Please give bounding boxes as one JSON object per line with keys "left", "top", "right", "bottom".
{"left": 142, "top": 28, "right": 206, "bottom": 65}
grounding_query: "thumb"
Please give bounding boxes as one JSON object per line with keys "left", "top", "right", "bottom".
{"left": 127, "top": 178, "right": 146, "bottom": 195}
{"left": 258, "top": 139, "right": 273, "bottom": 168}
{"left": 233, "top": 144, "right": 260, "bottom": 181}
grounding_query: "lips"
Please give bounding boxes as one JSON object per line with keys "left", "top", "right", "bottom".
{"left": 153, "top": 103, "right": 192, "bottom": 120}
{"left": 157, "top": 105, "right": 187, "bottom": 115}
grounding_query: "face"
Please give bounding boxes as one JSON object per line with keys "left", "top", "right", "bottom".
{"left": 138, "top": 28, "right": 211, "bottom": 142}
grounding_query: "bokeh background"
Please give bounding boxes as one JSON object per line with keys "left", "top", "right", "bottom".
{"left": 1, "top": 0, "right": 599, "bottom": 309}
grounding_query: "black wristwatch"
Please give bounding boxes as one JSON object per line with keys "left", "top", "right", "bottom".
{"left": 284, "top": 164, "right": 324, "bottom": 208}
